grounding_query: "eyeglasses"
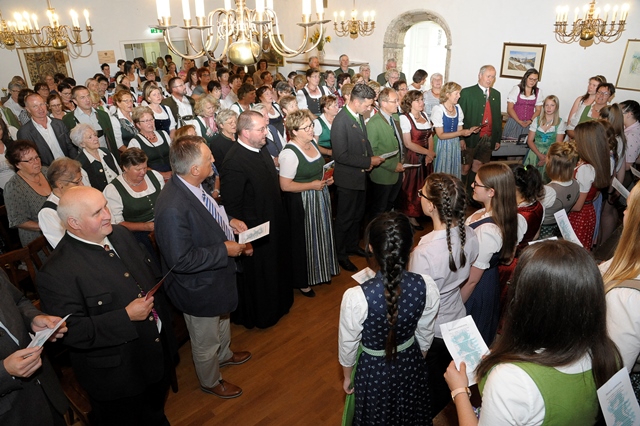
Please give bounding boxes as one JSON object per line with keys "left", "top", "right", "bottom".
{"left": 299, "top": 123, "right": 314, "bottom": 132}
{"left": 471, "top": 181, "right": 489, "bottom": 189}
{"left": 20, "top": 155, "right": 40, "bottom": 164}
{"left": 596, "top": 91, "right": 610, "bottom": 96}
{"left": 417, "top": 188, "right": 428, "bottom": 199}
{"left": 61, "top": 177, "right": 83, "bottom": 185}
{"left": 138, "top": 119, "right": 155, "bottom": 123}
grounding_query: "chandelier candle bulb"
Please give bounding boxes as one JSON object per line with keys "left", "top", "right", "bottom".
{"left": 182, "top": 0, "right": 191, "bottom": 21}
{"left": 224, "top": 0, "right": 231, "bottom": 11}
{"left": 70, "top": 10, "right": 79, "bottom": 28}
{"left": 315, "top": 0, "right": 323, "bottom": 14}
{"left": 31, "top": 14, "right": 38, "bottom": 30}
{"left": 604, "top": 4, "right": 610, "bottom": 21}
{"left": 621, "top": 4, "right": 628, "bottom": 21}
{"left": 303, "top": 0, "right": 311, "bottom": 17}
{"left": 22, "top": 12, "right": 31, "bottom": 30}
{"left": 83, "top": 10, "right": 90, "bottom": 27}
{"left": 256, "top": 0, "right": 265, "bottom": 16}
{"left": 46, "top": 10, "right": 53, "bottom": 26}
{"left": 267, "top": 0, "right": 273, "bottom": 10}
{"left": 195, "top": 0, "right": 205, "bottom": 18}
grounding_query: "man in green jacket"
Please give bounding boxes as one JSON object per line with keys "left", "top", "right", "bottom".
{"left": 62, "top": 86, "right": 120, "bottom": 160}
{"left": 366, "top": 87, "right": 405, "bottom": 219}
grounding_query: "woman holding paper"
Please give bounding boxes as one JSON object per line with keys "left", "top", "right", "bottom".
{"left": 279, "top": 110, "right": 339, "bottom": 297}
{"left": 445, "top": 240, "right": 621, "bottom": 425}
{"left": 339, "top": 212, "right": 440, "bottom": 425}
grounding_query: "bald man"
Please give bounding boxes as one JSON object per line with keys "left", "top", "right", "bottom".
{"left": 37, "top": 187, "right": 177, "bottom": 426}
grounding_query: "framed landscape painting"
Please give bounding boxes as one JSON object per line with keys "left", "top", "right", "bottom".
{"left": 616, "top": 39, "right": 640, "bottom": 92}
{"left": 500, "top": 43, "right": 546, "bottom": 80}
{"left": 17, "top": 47, "right": 73, "bottom": 88}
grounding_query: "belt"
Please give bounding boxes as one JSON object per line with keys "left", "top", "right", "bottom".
{"left": 360, "top": 335, "right": 415, "bottom": 357}
{"left": 181, "top": 115, "right": 195, "bottom": 121}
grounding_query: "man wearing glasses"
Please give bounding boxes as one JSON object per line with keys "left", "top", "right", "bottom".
{"left": 17, "top": 93, "right": 77, "bottom": 166}
{"left": 162, "top": 77, "right": 196, "bottom": 128}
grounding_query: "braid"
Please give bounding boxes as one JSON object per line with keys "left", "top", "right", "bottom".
{"left": 454, "top": 177, "right": 468, "bottom": 268}
{"left": 382, "top": 226, "right": 404, "bottom": 362}
{"left": 440, "top": 181, "right": 457, "bottom": 272}
{"left": 457, "top": 205, "right": 467, "bottom": 268}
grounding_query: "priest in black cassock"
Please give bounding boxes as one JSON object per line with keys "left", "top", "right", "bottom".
{"left": 220, "top": 110, "right": 293, "bottom": 329}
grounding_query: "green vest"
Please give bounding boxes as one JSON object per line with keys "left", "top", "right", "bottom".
{"left": 579, "top": 105, "right": 594, "bottom": 125}
{"left": 479, "top": 362, "right": 598, "bottom": 425}
{"left": 317, "top": 117, "right": 332, "bottom": 149}
{"left": 110, "top": 171, "right": 162, "bottom": 222}
{"left": 283, "top": 142, "right": 324, "bottom": 183}
{"left": 131, "top": 132, "right": 171, "bottom": 171}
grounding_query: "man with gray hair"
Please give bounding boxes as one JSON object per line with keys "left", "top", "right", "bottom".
{"left": 37, "top": 186, "right": 178, "bottom": 424}
{"left": 154, "top": 135, "right": 250, "bottom": 399}
{"left": 334, "top": 54, "right": 355, "bottom": 77}
{"left": 376, "top": 58, "right": 407, "bottom": 85}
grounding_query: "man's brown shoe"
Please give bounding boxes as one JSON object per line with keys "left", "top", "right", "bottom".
{"left": 201, "top": 380, "right": 242, "bottom": 399}
{"left": 220, "top": 351, "right": 252, "bottom": 368}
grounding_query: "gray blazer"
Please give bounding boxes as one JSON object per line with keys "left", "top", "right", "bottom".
{"left": 16, "top": 118, "right": 78, "bottom": 166}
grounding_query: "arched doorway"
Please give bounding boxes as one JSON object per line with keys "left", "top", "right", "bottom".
{"left": 382, "top": 10, "right": 451, "bottom": 85}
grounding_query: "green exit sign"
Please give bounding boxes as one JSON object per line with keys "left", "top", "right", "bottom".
{"left": 150, "top": 28, "right": 162, "bottom": 34}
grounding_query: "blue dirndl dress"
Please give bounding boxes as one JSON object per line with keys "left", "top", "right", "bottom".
{"left": 433, "top": 105, "right": 461, "bottom": 178}
{"left": 353, "top": 271, "right": 432, "bottom": 426}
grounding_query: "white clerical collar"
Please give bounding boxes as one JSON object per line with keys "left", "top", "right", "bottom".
{"left": 236, "top": 138, "right": 260, "bottom": 153}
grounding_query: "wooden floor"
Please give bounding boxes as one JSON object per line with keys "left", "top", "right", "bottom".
{"left": 164, "top": 217, "right": 459, "bottom": 425}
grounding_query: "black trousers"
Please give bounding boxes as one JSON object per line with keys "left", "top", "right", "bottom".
{"left": 368, "top": 177, "right": 402, "bottom": 222}
{"left": 334, "top": 186, "right": 366, "bottom": 260}
{"left": 425, "top": 337, "right": 454, "bottom": 417}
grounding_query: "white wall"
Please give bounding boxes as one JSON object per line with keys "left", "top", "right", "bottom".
{"left": 1, "top": 0, "right": 639, "bottom": 118}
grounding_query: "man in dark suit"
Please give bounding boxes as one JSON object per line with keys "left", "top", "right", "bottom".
{"left": 331, "top": 84, "right": 385, "bottom": 271}
{"left": 154, "top": 135, "right": 251, "bottom": 399}
{"left": 16, "top": 93, "right": 77, "bottom": 166}
{"left": 37, "top": 186, "right": 177, "bottom": 426}
{"left": 459, "top": 65, "right": 501, "bottom": 192}
{"left": 0, "top": 270, "right": 68, "bottom": 426}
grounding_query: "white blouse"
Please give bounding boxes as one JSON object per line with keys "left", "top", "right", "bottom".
{"left": 338, "top": 273, "right": 440, "bottom": 367}
{"left": 400, "top": 113, "right": 431, "bottom": 134}
{"left": 465, "top": 209, "right": 526, "bottom": 269}
{"left": 278, "top": 143, "right": 322, "bottom": 180}
{"left": 103, "top": 171, "right": 165, "bottom": 224}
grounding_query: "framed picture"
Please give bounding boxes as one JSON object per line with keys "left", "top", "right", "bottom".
{"left": 261, "top": 37, "right": 285, "bottom": 68}
{"left": 17, "top": 47, "right": 73, "bottom": 88}
{"left": 499, "top": 43, "right": 546, "bottom": 80}
{"left": 616, "top": 39, "right": 640, "bottom": 92}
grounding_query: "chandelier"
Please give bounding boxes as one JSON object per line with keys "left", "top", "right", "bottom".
{"left": 152, "top": 0, "right": 330, "bottom": 66}
{"left": 554, "top": 1, "right": 629, "bottom": 45}
{"left": 333, "top": 0, "right": 375, "bottom": 39}
{"left": 0, "top": 0, "right": 92, "bottom": 50}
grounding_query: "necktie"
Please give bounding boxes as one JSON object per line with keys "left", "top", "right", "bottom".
{"left": 202, "top": 189, "right": 235, "bottom": 241}
{"left": 389, "top": 116, "right": 404, "bottom": 158}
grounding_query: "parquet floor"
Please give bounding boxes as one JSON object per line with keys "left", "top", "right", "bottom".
{"left": 164, "top": 217, "right": 460, "bottom": 425}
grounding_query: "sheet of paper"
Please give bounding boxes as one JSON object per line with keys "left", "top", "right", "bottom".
{"left": 145, "top": 265, "right": 176, "bottom": 301}
{"left": 323, "top": 160, "right": 335, "bottom": 181}
{"left": 238, "top": 221, "right": 270, "bottom": 244}
{"left": 402, "top": 163, "right": 421, "bottom": 168}
{"left": 351, "top": 267, "right": 376, "bottom": 284}
{"left": 612, "top": 177, "right": 630, "bottom": 199}
{"left": 597, "top": 367, "right": 640, "bottom": 426}
{"left": 528, "top": 236, "right": 558, "bottom": 245}
{"left": 630, "top": 166, "right": 640, "bottom": 179}
{"left": 379, "top": 150, "right": 399, "bottom": 159}
{"left": 553, "top": 209, "right": 583, "bottom": 247}
{"left": 27, "top": 314, "right": 71, "bottom": 348}
{"left": 440, "top": 316, "right": 490, "bottom": 386}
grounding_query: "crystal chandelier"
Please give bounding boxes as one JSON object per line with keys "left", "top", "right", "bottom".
{"left": 554, "top": 1, "right": 629, "bottom": 45}
{"left": 152, "top": 0, "right": 330, "bottom": 66}
{"left": 0, "top": 0, "right": 92, "bottom": 50}
{"left": 333, "top": 0, "right": 375, "bottom": 39}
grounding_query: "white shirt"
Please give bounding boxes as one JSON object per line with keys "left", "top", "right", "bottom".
{"left": 0, "top": 152, "right": 16, "bottom": 190}
{"left": 296, "top": 85, "right": 330, "bottom": 110}
{"left": 172, "top": 95, "right": 196, "bottom": 127}
{"left": 430, "top": 104, "right": 464, "bottom": 129}
{"left": 221, "top": 91, "right": 238, "bottom": 109}
{"left": 478, "top": 354, "right": 592, "bottom": 425}
{"left": 338, "top": 273, "right": 441, "bottom": 367}
{"left": 127, "top": 130, "right": 171, "bottom": 151}
{"left": 4, "top": 97, "right": 23, "bottom": 118}
{"left": 408, "top": 227, "right": 479, "bottom": 338}
{"left": 82, "top": 148, "right": 122, "bottom": 184}
{"left": 575, "top": 163, "right": 596, "bottom": 193}
{"left": 103, "top": 171, "right": 165, "bottom": 224}
{"left": 278, "top": 142, "right": 322, "bottom": 179}
{"left": 32, "top": 117, "right": 66, "bottom": 159}
{"left": 38, "top": 193, "right": 64, "bottom": 248}
{"left": 109, "top": 109, "right": 136, "bottom": 149}
{"left": 176, "top": 175, "right": 232, "bottom": 229}
{"left": 465, "top": 209, "right": 526, "bottom": 269}
{"left": 400, "top": 113, "right": 432, "bottom": 134}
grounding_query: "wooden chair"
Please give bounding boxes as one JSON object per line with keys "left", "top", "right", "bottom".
{"left": 0, "top": 246, "right": 37, "bottom": 296}
{"left": 27, "top": 235, "right": 52, "bottom": 269}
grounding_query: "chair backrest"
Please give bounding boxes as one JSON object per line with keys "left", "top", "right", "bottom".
{"left": 27, "top": 235, "right": 52, "bottom": 269}
{"left": 0, "top": 247, "right": 37, "bottom": 294}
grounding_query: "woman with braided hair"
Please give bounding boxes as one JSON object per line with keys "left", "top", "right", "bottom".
{"left": 408, "top": 173, "right": 479, "bottom": 417}
{"left": 339, "top": 212, "right": 440, "bottom": 425}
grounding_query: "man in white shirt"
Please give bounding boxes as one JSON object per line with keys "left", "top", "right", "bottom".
{"left": 161, "top": 77, "right": 196, "bottom": 128}
{"left": 17, "top": 93, "right": 77, "bottom": 166}
{"left": 221, "top": 75, "right": 243, "bottom": 109}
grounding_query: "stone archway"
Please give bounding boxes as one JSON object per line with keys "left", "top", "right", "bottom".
{"left": 382, "top": 10, "right": 452, "bottom": 81}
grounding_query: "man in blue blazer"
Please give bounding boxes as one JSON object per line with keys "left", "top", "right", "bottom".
{"left": 459, "top": 65, "right": 501, "bottom": 192}
{"left": 154, "top": 135, "right": 251, "bottom": 399}
{"left": 331, "top": 84, "right": 385, "bottom": 271}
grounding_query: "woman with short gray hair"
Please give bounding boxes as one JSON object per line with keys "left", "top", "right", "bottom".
{"left": 424, "top": 72, "right": 444, "bottom": 118}
{"left": 71, "top": 123, "right": 122, "bottom": 191}
{"left": 210, "top": 109, "right": 238, "bottom": 167}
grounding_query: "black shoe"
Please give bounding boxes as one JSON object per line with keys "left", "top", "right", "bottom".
{"left": 298, "top": 288, "right": 316, "bottom": 297}
{"left": 339, "top": 258, "right": 358, "bottom": 272}
{"left": 347, "top": 247, "right": 367, "bottom": 257}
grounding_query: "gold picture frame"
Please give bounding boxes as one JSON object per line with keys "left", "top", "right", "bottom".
{"left": 616, "top": 39, "right": 640, "bottom": 92}
{"left": 499, "top": 43, "right": 546, "bottom": 80}
{"left": 17, "top": 47, "right": 74, "bottom": 88}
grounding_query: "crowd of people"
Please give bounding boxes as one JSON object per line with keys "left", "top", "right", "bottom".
{"left": 1, "top": 51, "right": 640, "bottom": 426}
